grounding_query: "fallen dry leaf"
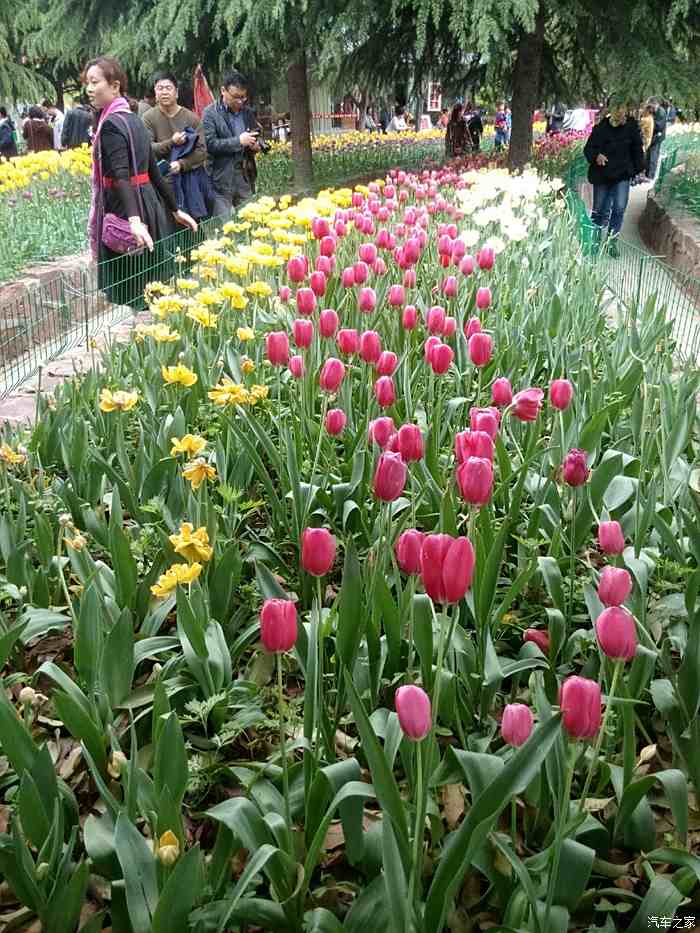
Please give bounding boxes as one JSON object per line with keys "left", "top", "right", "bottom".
{"left": 442, "top": 783, "right": 465, "bottom": 829}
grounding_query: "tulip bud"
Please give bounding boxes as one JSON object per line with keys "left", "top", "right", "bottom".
{"left": 464, "top": 316, "right": 481, "bottom": 339}
{"left": 562, "top": 448, "right": 589, "bottom": 487}
{"left": 443, "top": 316, "right": 457, "bottom": 338}
{"left": 288, "top": 354, "right": 305, "bottom": 379}
{"left": 428, "top": 342, "right": 454, "bottom": 375}
{"left": 376, "top": 350, "right": 398, "bottom": 376}
{"left": 296, "top": 287, "right": 316, "bottom": 317}
{"left": 395, "top": 529, "right": 425, "bottom": 575}
{"left": 441, "top": 275, "right": 458, "bottom": 298}
{"left": 470, "top": 406, "right": 500, "bottom": 439}
{"left": 315, "top": 254, "right": 332, "bottom": 275}
{"left": 358, "top": 287, "right": 377, "bottom": 313}
{"left": 325, "top": 408, "right": 347, "bottom": 436}
{"left": 341, "top": 266, "right": 356, "bottom": 288}
{"left": 455, "top": 429, "right": 494, "bottom": 463}
{"left": 475, "top": 287, "right": 492, "bottom": 310}
{"left": 477, "top": 246, "right": 495, "bottom": 270}
{"left": 157, "top": 830, "right": 181, "bottom": 866}
{"left": 320, "top": 235, "right": 336, "bottom": 257}
{"left": 292, "top": 318, "right": 313, "bottom": 349}
{"left": 460, "top": 255, "right": 475, "bottom": 276}
{"left": 549, "top": 378, "right": 574, "bottom": 411}
{"left": 598, "top": 521, "right": 625, "bottom": 555}
{"left": 388, "top": 284, "right": 405, "bottom": 307}
{"left": 278, "top": 285, "right": 292, "bottom": 302}
{"left": 468, "top": 332, "right": 493, "bottom": 367}
{"left": 403, "top": 268, "right": 417, "bottom": 288}
{"left": 319, "top": 308, "right": 339, "bottom": 338}
{"left": 523, "top": 628, "right": 549, "bottom": 653}
{"left": 310, "top": 271, "right": 327, "bottom": 298}
{"left": 369, "top": 416, "right": 396, "bottom": 448}
{"left": 420, "top": 533, "right": 475, "bottom": 604}
{"left": 374, "top": 375, "right": 396, "bottom": 408}
{"left": 501, "top": 703, "right": 534, "bottom": 747}
{"left": 438, "top": 233, "right": 452, "bottom": 256}
{"left": 456, "top": 456, "right": 494, "bottom": 506}
{"left": 491, "top": 377, "right": 513, "bottom": 407}
{"left": 595, "top": 606, "right": 637, "bottom": 661}
{"left": 427, "top": 305, "right": 446, "bottom": 335}
{"left": 335, "top": 219, "right": 347, "bottom": 237}
{"left": 353, "top": 261, "right": 369, "bottom": 284}
{"left": 397, "top": 423, "right": 424, "bottom": 462}
{"left": 301, "top": 527, "right": 336, "bottom": 576}
{"left": 312, "top": 216, "right": 331, "bottom": 239}
{"left": 107, "top": 750, "right": 128, "bottom": 779}
{"left": 337, "top": 328, "right": 360, "bottom": 355}
{"left": 402, "top": 305, "right": 418, "bottom": 329}
{"left": 287, "top": 254, "right": 307, "bottom": 283}
{"left": 511, "top": 388, "right": 544, "bottom": 422}
{"left": 319, "top": 358, "right": 346, "bottom": 393}
{"left": 395, "top": 685, "right": 432, "bottom": 741}
{"left": 19, "top": 686, "right": 37, "bottom": 706}
{"left": 373, "top": 451, "right": 407, "bottom": 501}
{"left": 266, "top": 331, "right": 289, "bottom": 366}
{"left": 560, "top": 675, "right": 602, "bottom": 739}
{"left": 260, "top": 599, "right": 298, "bottom": 652}
{"left": 404, "top": 237, "right": 421, "bottom": 264}
{"left": 598, "top": 566, "right": 633, "bottom": 607}
{"left": 359, "top": 242, "right": 378, "bottom": 264}
{"left": 360, "top": 330, "right": 382, "bottom": 364}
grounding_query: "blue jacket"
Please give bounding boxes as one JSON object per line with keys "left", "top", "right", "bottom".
{"left": 171, "top": 128, "right": 214, "bottom": 219}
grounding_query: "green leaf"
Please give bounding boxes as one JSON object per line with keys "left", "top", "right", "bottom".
{"left": 538, "top": 556, "right": 566, "bottom": 614}
{"left": 0, "top": 682, "right": 37, "bottom": 775}
{"left": 303, "top": 907, "right": 344, "bottom": 932}
{"left": 114, "top": 811, "right": 158, "bottom": 933}
{"left": 209, "top": 541, "right": 242, "bottom": 624}
{"left": 627, "top": 875, "right": 684, "bottom": 933}
{"left": 553, "top": 838, "right": 595, "bottom": 910}
{"left": 74, "top": 585, "right": 104, "bottom": 692}
{"left": 646, "top": 847, "right": 700, "bottom": 883}
{"left": 151, "top": 845, "right": 204, "bottom": 933}
{"left": 53, "top": 690, "right": 107, "bottom": 775}
{"left": 336, "top": 538, "right": 364, "bottom": 671}
{"left": 382, "top": 817, "right": 410, "bottom": 933}
{"left": 18, "top": 607, "right": 70, "bottom": 645}
{"left": 46, "top": 859, "right": 90, "bottom": 933}
{"left": 100, "top": 610, "right": 134, "bottom": 707}
{"left": 153, "top": 712, "right": 188, "bottom": 807}
{"left": 0, "top": 619, "right": 28, "bottom": 669}
{"left": 109, "top": 518, "right": 138, "bottom": 610}
{"left": 176, "top": 585, "right": 208, "bottom": 659}
{"left": 215, "top": 844, "right": 294, "bottom": 933}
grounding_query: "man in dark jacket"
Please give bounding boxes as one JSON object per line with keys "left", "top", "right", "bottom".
{"left": 583, "top": 99, "right": 644, "bottom": 255}
{"left": 0, "top": 106, "right": 18, "bottom": 157}
{"left": 646, "top": 99, "right": 667, "bottom": 180}
{"left": 202, "top": 70, "right": 260, "bottom": 217}
{"left": 61, "top": 97, "right": 93, "bottom": 148}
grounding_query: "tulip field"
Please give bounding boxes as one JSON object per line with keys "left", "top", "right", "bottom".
{"left": 1, "top": 163, "right": 699, "bottom": 933}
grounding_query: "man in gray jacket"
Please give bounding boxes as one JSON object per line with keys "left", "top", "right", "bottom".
{"left": 202, "top": 70, "right": 260, "bottom": 217}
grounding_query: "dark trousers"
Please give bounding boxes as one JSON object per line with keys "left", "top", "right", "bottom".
{"left": 211, "top": 166, "right": 253, "bottom": 218}
{"left": 647, "top": 139, "right": 662, "bottom": 179}
{"left": 591, "top": 179, "right": 630, "bottom": 237}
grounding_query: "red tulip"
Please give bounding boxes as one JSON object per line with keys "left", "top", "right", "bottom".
{"left": 595, "top": 606, "right": 637, "bottom": 661}
{"left": 320, "top": 358, "right": 345, "bottom": 393}
{"left": 315, "top": 255, "right": 332, "bottom": 276}
{"left": 312, "top": 216, "right": 331, "bottom": 239}
{"left": 278, "top": 285, "right": 292, "bottom": 302}
{"left": 511, "top": 388, "right": 544, "bottom": 422}
{"left": 402, "top": 305, "right": 418, "bottom": 329}
{"left": 310, "top": 271, "right": 327, "bottom": 298}
{"left": 549, "top": 378, "right": 574, "bottom": 411}
{"left": 389, "top": 284, "right": 405, "bottom": 307}
{"left": 397, "top": 423, "right": 424, "bottom": 462}
{"left": 260, "top": 599, "right": 298, "bottom": 653}
{"left": 491, "top": 377, "right": 513, "bottom": 407}
{"left": 560, "top": 676, "right": 602, "bottom": 739}
{"left": 427, "top": 305, "right": 446, "bottom": 335}
{"left": 455, "top": 429, "right": 494, "bottom": 463}
{"left": 376, "top": 351, "right": 398, "bottom": 376}
{"left": 301, "top": 527, "right": 336, "bottom": 577}
{"left": 427, "top": 341, "right": 454, "bottom": 375}
{"left": 475, "top": 287, "right": 492, "bottom": 310}
{"left": 395, "top": 685, "right": 431, "bottom": 740}
{"left": 335, "top": 220, "right": 347, "bottom": 237}
{"left": 325, "top": 408, "right": 347, "bottom": 436}
{"left": 374, "top": 376, "right": 396, "bottom": 408}
{"left": 296, "top": 287, "right": 316, "bottom": 317}
{"left": 319, "top": 309, "right": 339, "bottom": 338}
{"left": 337, "top": 328, "right": 359, "bottom": 355}
{"left": 456, "top": 456, "right": 494, "bottom": 506}
{"left": 360, "top": 330, "right": 382, "bottom": 364}
{"left": 353, "top": 261, "right": 369, "bottom": 285}
{"left": 373, "top": 451, "right": 407, "bottom": 501}
{"left": 266, "top": 331, "right": 289, "bottom": 366}
{"left": 470, "top": 406, "right": 500, "bottom": 439}
{"left": 562, "top": 449, "right": 589, "bottom": 487}
{"left": 598, "top": 566, "right": 633, "bottom": 607}
{"left": 420, "top": 533, "right": 475, "bottom": 604}
{"left": 404, "top": 237, "right": 421, "bottom": 264}
{"left": 292, "top": 318, "right": 313, "bottom": 349}
{"left": 598, "top": 521, "right": 625, "bottom": 555}
{"left": 396, "top": 529, "right": 425, "bottom": 574}
{"left": 464, "top": 317, "right": 482, "bottom": 340}
{"left": 523, "top": 628, "right": 550, "bottom": 653}
{"left": 341, "top": 266, "right": 355, "bottom": 288}
{"left": 287, "top": 255, "right": 307, "bottom": 283}
{"left": 320, "top": 235, "right": 336, "bottom": 257}
{"left": 358, "top": 287, "right": 377, "bottom": 313}
{"left": 438, "top": 233, "right": 452, "bottom": 256}
{"left": 288, "top": 354, "right": 304, "bottom": 379}
{"left": 369, "top": 416, "right": 395, "bottom": 448}
{"left": 501, "top": 703, "right": 534, "bottom": 747}
{"left": 477, "top": 246, "right": 495, "bottom": 270}
{"left": 469, "top": 332, "right": 493, "bottom": 367}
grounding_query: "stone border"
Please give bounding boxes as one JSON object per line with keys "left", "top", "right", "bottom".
{"left": 639, "top": 185, "right": 700, "bottom": 279}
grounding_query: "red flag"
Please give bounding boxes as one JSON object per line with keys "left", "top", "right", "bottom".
{"left": 193, "top": 64, "right": 215, "bottom": 117}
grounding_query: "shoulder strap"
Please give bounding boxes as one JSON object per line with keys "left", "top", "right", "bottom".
{"left": 108, "top": 112, "right": 146, "bottom": 218}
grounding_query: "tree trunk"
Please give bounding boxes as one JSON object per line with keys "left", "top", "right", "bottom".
{"left": 286, "top": 51, "right": 314, "bottom": 191}
{"left": 508, "top": 1, "right": 546, "bottom": 171}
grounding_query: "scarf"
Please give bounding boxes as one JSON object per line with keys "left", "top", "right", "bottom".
{"left": 88, "top": 96, "right": 131, "bottom": 260}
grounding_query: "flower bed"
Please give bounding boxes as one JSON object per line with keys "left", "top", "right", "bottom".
{"left": 0, "top": 163, "right": 698, "bottom": 933}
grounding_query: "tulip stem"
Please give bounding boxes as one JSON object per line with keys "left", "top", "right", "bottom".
{"left": 578, "top": 660, "right": 622, "bottom": 812}
{"left": 277, "top": 654, "right": 292, "bottom": 835}
{"left": 303, "top": 395, "right": 328, "bottom": 529}
{"left": 568, "top": 486, "right": 577, "bottom": 625}
{"left": 544, "top": 743, "right": 576, "bottom": 928}
{"left": 406, "top": 576, "right": 417, "bottom": 680}
{"left": 408, "top": 739, "right": 425, "bottom": 911}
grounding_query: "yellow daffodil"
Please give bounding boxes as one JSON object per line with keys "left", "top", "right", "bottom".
{"left": 241, "top": 356, "right": 255, "bottom": 374}
{"left": 248, "top": 385, "right": 269, "bottom": 404}
{"left": 150, "top": 295, "right": 186, "bottom": 319}
{"left": 182, "top": 459, "right": 217, "bottom": 489}
{"left": 135, "top": 323, "right": 180, "bottom": 343}
{"left": 0, "top": 443, "right": 27, "bottom": 465}
{"left": 156, "top": 830, "right": 181, "bottom": 865}
{"left": 170, "top": 434, "right": 207, "bottom": 457}
{"left": 176, "top": 278, "right": 199, "bottom": 291}
{"left": 223, "top": 256, "right": 250, "bottom": 277}
{"left": 187, "top": 306, "right": 219, "bottom": 328}
{"left": 208, "top": 377, "right": 249, "bottom": 406}
{"left": 169, "top": 522, "right": 213, "bottom": 563}
{"left": 237, "top": 327, "right": 255, "bottom": 341}
{"left": 99, "top": 388, "right": 138, "bottom": 412}
{"left": 162, "top": 364, "right": 198, "bottom": 387}
{"left": 246, "top": 281, "right": 273, "bottom": 298}
{"left": 151, "top": 562, "right": 203, "bottom": 597}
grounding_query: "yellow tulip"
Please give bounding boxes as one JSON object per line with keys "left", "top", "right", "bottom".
{"left": 182, "top": 459, "right": 217, "bottom": 490}
{"left": 170, "top": 434, "right": 207, "bottom": 457}
{"left": 99, "top": 388, "right": 138, "bottom": 412}
{"left": 151, "top": 562, "right": 203, "bottom": 598}
{"left": 169, "top": 522, "right": 213, "bottom": 562}
{"left": 162, "top": 364, "right": 198, "bottom": 387}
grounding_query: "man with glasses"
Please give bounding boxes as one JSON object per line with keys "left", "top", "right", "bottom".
{"left": 143, "top": 72, "right": 207, "bottom": 185}
{"left": 202, "top": 70, "right": 261, "bottom": 217}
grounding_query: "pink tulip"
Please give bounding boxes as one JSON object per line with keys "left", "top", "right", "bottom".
{"left": 560, "top": 676, "right": 602, "bottom": 739}
{"left": 374, "top": 376, "right": 396, "bottom": 408}
{"left": 335, "top": 220, "right": 347, "bottom": 237}
{"left": 296, "top": 287, "right": 316, "bottom": 317}
{"left": 388, "top": 284, "right": 405, "bottom": 307}
{"left": 402, "top": 305, "right": 418, "bottom": 329}
{"left": 287, "top": 255, "right": 307, "bottom": 283}
{"left": 315, "top": 255, "right": 332, "bottom": 276}
{"left": 598, "top": 521, "right": 625, "bottom": 555}
{"left": 359, "top": 243, "right": 377, "bottom": 265}
{"left": 549, "top": 378, "right": 574, "bottom": 411}
{"left": 464, "top": 316, "right": 482, "bottom": 339}
{"left": 358, "top": 287, "right": 377, "bottom": 313}
{"left": 511, "top": 388, "right": 544, "bottom": 422}
{"left": 360, "top": 330, "right": 382, "bottom": 364}
{"left": 456, "top": 456, "right": 494, "bottom": 506}
{"left": 403, "top": 269, "right": 417, "bottom": 288}
{"left": 260, "top": 599, "right": 298, "bottom": 653}
{"left": 292, "top": 318, "right": 313, "bottom": 349}
{"left": 443, "top": 316, "right": 457, "bottom": 338}
{"left": 310, "top": 271, "right": 327, "bottom": 298}
{"left": 420, "top": 533, "right": 475, "bottom": 604}
{"left": 477, "top": 246, "right": 495, "bottom": 270}
{"left": 427, "top": 306, "right": 446, "bottom": 335}
{"left": 373, "top": 451, "right": 407, "bottom": 501}
{"left": 562, "top": 449, "right": 589, "bottom": 487}
{"left": 469, "top": 333, "right": 493, "bottom": 367}
{"left": 395, "top": 529, "right": 425, "bottom": 575}
{"left": 438, "top": 233, "right": 452, "bottom": 256}
{"left": 595, "top": 606, "right": 637, "bottom": 661}
{"left": 501, "top": 704, "right": 534, "bottom": 747}
{"left": 319, "top": 235, "right": 336, "bottom": 257}
{"left": 452, "top": 238, "right": 466, "bottom": 260}
{"left": 442, "top": 275, "right": 458, "bottom": 298}
{"left": 376, "top": 351, "right": 398, "bottom": 376}
{"left": 455, "top": 429, "right": 494, "bottom": 463}
{"left": 428, "top": 342, "right": 454, "bottom": 375}
{"left": 278, "top": 285, "right": 292, "bottom": 303}
{"left": 312, "top": 216, "right": 331, "bottom": 239}
{"left": 325, "top": 408, "right": 347, "bottom": 436}
{"left": 337, "top": 328, "right": 360, "bottom": 355}
{"left": 470, "top": 406, "right": 500, "bottom": 439}
{"left": 319, "top": 309, "right": 339, "bottom": 338}
{"left": 475, "top": 287, "right": 492, "bottom": 311}
{"left": 266, "top": 331, "right": 289, "bottom": 366}
{"left": 353, "top": 261, "right": 369, "bottom": 285}
{"left": 341, "top": 266, "right": 355, "bottom": 288}
{"left": 374, "top": 258, "right": 388, "bottom": 275}
{"left": 395, "top": 685, "right": 431, "bottom": 740}
{"left": 404, "top": 237, "right": 421, "bottom": 264}
{"left": 369, "top": 416, "right": 396, "bottom": 448}
{"left": 598, "top": 566, "right": 633, "bottom": 607}
{"left": 301, "top": 527, "right": 336, "bottom": 577}
{"left": 319, "top": 358, "right": 346, "bottom": 393}
{"left": 523, "top": 629, "right": 550, "bottom": 653}
{"left": 288, "top": 354, "right": 304, "bottom": 379}
{"left": 397, "top": 423, "right": 424, "bottom": 462}
{"left": 460, "top": 255, "right": 475, "bottom": 276}
{"left": 491, "top": 377, "right": 513, "bottom": 407}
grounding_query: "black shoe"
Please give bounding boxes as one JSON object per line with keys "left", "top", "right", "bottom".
{"left": 608, "top": 239, "right": 620, "bottom": 258}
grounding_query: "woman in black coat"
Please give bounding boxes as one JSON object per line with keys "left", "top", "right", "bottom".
{"left": 583, "top": 98, "right": 644, "bottom": 254}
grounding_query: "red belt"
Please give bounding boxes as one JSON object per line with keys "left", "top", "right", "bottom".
{"left": 102, "top": 173, "right": 150, "bottom": 189}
